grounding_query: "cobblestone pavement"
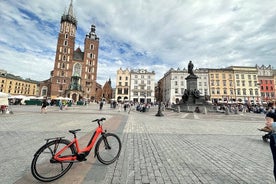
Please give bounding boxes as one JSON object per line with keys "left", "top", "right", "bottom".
{"left": 1, "top": 104, "right": 275, "bottom": 184}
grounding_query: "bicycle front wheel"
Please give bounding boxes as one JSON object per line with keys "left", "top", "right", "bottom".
{"left": 31, "top": 139, "right": 76, "bottom": 182}
{"left": 95, "top": 133, "right": 122, "bottom": 165}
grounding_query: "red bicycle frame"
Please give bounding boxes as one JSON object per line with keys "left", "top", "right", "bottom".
{"left": 53, "top": 124, "right": 104, "bottom": 162}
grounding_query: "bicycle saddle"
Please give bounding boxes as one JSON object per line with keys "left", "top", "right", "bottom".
{"left": 69, "top": 129, "right": 81, "bottom": 134}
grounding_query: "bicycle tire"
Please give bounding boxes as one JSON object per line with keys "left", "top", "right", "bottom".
{"left": 31, "top": 139, "right": 76, "bottom": 182}
{"left": 95, "top": 133, "right": 122, "bottom": 165}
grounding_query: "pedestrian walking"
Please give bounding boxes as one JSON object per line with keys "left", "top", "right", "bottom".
{"left": 59, "top": 100, "right": 63, "bottom": 110}
{"left": 41, "top": 99, "right": 47, "bottom": 113}
{"left": 264, "top": 112, "right": 276, "bottom": 181}
{"left": 99, "top": 101, "right": 103, "bottom": 110}
{"left": 123, "top": 103, "right": 127, "bottom": 112}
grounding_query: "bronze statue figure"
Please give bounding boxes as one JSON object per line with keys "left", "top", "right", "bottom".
{"left": 188, "top": 60, "right": 194, "bottom": 76}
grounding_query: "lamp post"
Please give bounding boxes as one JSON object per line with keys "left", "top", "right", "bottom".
{"left": 156, "top": 81, "right": 164, "bottom": 117}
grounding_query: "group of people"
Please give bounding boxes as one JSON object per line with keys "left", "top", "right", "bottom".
{"left": 40, "top": 99, "right": 70, "bottom": 113}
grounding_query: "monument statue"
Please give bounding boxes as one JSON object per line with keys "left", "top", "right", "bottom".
{"left": 188, "top": 60, "right": 194, "bottom": 76}
{"left": 172, "top": 60, "right": 211, "bottom": 113}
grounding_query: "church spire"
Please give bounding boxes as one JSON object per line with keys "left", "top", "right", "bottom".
{"left": 61, "top": 0, "right": 77, "bottom": 27}
{"left": 68, "top": 0, "right": 74, "bottom": 17}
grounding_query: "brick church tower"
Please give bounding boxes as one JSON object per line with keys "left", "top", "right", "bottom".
{"left": 41, "top": 0, "right": 100, "bottom": 102}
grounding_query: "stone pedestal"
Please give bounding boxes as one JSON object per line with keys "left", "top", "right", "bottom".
{"left": 186, "top": 75, "right": 198, "bottom": 90}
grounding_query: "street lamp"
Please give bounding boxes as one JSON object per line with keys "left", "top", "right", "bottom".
{"left": 156, "top": 81, "right": 164, "bottom": 117}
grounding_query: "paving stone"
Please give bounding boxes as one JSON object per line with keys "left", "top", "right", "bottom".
{"left": 3, "top": 105, "right": 275, "bottom": 184}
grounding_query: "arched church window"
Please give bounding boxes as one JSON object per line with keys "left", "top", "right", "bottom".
{"left": 73, "top": 63, "right": 82, "bottom": 76}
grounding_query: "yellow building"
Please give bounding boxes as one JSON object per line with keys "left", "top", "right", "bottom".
{"left": 227, "top": 66, "right": 259, "bottom": 104}
{"left": 0, "top": 70, "right": 39, "bottom": 96}
{"left": 208, "top": 68, "right": 234, "bottom": 103}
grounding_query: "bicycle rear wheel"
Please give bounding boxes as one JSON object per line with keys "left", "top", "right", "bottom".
{"left": 95, "top": 133, "right": 121, "bottom": 165}
{"left": 31, "top": 139, "right": 76, "bottom": 182}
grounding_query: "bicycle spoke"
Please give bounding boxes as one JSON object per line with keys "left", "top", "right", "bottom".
{"left": 96, "top": 133, "right": 121, "bottom": 165}
{"left": 31, "top": 139, "right": 75, "bottom": 182}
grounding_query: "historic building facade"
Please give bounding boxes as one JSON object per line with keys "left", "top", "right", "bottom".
{"left": 115, "top": 68, "right": 130, "bottom": 102}
{"left": 130, "top": 69, "right": 155, "bottom": 103}
{"left": 208, "top": 68, "right": 234, "bottom": 103}
{"left": 40, "top": 0, "right": 100, "bottom": 102}
{"left": 160, "top": 67, "right": 209, "bottom": 105}
{"left": 228, "top": 66, "right": 259, "bottom": 104}
{"left": 0, "top": 69, "right": 38, "bottom": 96}
{"left": 257, "top": 65, "right": 275, "bottom": 103}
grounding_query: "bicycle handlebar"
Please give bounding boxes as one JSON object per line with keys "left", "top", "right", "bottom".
{"left": 92, "top": 118, "right": 106, "bottom": 125}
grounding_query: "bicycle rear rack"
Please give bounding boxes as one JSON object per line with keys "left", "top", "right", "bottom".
{"left": 45, "top": 137, "right": 65, "bottom": 143}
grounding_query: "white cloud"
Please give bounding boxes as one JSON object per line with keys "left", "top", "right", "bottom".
{"left": 0, "top": 0, "right": 276, "bottom": 87}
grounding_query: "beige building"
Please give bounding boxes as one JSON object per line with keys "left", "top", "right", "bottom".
{"left": 227, "top": 66, "right": 259, "bottom": 104}
{"left": 115, "top": 68, "right": 130, "bottom": 102}
{"left": 208, "top": 68, "right": 234, "bottom": 103}
{"left": 0, "top": 70, "right": 39, "bottom": 96}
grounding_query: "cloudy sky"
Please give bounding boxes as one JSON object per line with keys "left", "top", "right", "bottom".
{"left": 0, "top": 0, "right": 276, "bottom": 87}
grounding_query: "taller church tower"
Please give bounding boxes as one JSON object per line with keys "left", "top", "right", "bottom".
{"left": 51, "top": 0, "right": 77, "bottom": 98}
{"left": 48, "top": 0, "right": 100, "bottom": 102}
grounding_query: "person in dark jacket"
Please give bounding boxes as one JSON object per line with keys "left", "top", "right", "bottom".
{"left": 265, "top": 112, "right": 276, "bottom": 181}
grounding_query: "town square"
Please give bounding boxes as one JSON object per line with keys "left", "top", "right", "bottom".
{"left": 1, "top": 0, "right": 276, "bottom": 183}
{"left": 0, "top": 104, "right": 274, "bottom": 184}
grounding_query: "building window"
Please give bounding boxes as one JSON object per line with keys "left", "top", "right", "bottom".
{"left": 211, "top": 80, "right": 214, "bottom": 86}
{"left": 90, "top": 44, "right": 94, "bottom": 50}
{"left": 243, "top": 89, "right": 246, "bottom": 95}
{"left": 242, "top": 81, "right": 245, "bottom": 86}
{"left": 64, "top": 40, "right": 68, "bottom": 46}
{"left": 124, "top": 89, "right": 128, "bottom": 94}
{"left": 117, "top": 88, "right": 122, "bottom": 94}
{"left": 73, "top": 63, "right": 81, "bottom": 76}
